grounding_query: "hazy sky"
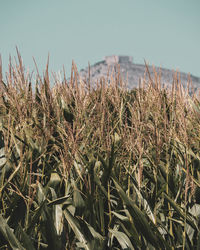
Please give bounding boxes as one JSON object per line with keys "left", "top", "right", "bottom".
{"left": 0, "top": 0, "right": 200, "bottom": 78}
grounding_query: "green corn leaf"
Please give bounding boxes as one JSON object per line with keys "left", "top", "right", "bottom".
{"left": 0, "top": 215, "right": 25, "bottom": 250}
{"left": 47, "top": 195, "right": 70, "bottom": 206}
{"left": 163, "top": 192, "right": 196, "bottom": 230}
{"left": 197, "top": 231, "right": 200, "bottom": 250}
{"left": 54, "top": 204, "right": 63, "bottom": 235}
{"left": 17, "top": 224, "right": 35, "bottom": 250}
{"left": 99, "top": 144, "right": 115, "bottom": 188}
{"left": 86, "top": 223, "right": 105, "bottom": 243}
{"left": 93, "top": 171, "right": 108, "bottom": 197}
{"left": 109, "top": 228, "right": 134, "bottom": 250}
{"left": 0, "top": 163, "right": 21, "bottom": 194}
{"left": 42, "top": 205, "right": 62, "bottom": 250}
{"left": 37, "top": 183, "right": 46, "bottom": 204}
{"left": 131, "top": 178, "right": 156, "bottom": 224}
{"left": 64, "top": 209, "right": 93, "bottom": 250}
{"left": 113, "top": 178, "right": 168, "bottom": 249}
{"left": 112, "top": 210, "right": 141, "bottom": 247}
{"left": 0, "top": 130, "right": 6, "bottom": 168}
{"left": 0, "top": 164, "right": 6, "bottom": 190}
{"left": 98, "top": 194, "right": 105, "bottom": 235}
{"left": 73, "top": 186, "right": 85, "bottom": 209}
{"left": 27, "top": 200, "right": 47, "bottom": 234}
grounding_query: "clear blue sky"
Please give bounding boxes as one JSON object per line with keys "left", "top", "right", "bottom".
{"left": 0, "top": 0, "right": 200, "bottom": 78}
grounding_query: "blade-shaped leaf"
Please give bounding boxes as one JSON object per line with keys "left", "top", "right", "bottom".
{"left": 109, "top": 228, "right": 134, "bottom": 250}
{"left": 113, "top": 178, "right": 168, "bottom": 249}
{"left": 64, "top": 209, "right": 93, "bottom": 250}
{"left": 163, "top": 192, "right": 196, "bottom": 229}
{"left": 17, "top": 224, "right": 35, "bottom": 250}
{"left": 0, "top": 215, "right": 25, "bottom": 250}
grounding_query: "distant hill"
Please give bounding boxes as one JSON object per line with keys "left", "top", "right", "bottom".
{"left": 79, "top": 55, "right": 200, "bottom": 92}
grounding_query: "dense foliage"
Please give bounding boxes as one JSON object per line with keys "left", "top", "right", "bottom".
{"left": 0, "top": 54, "right": 200, "bottom": 249}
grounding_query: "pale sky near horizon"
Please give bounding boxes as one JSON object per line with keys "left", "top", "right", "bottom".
{"left": 0, "top": 0, "right": 200, "bottom": 79}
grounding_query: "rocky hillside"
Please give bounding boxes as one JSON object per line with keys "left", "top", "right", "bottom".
{"left": 79, "top": 55, "right": 200, "bottom": 92}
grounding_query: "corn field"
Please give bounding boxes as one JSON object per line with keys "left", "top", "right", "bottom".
{"left": 0, "top": 53, "right": 200, "bottom": 249}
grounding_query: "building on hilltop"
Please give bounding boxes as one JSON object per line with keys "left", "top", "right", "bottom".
{"left": 79, "top": 55, "right": 200, "bottom": 92}
{"left": 104, "top": 55, "right": 133, "bottom": 65}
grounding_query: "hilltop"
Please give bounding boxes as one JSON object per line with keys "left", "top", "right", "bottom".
{"left": 79, "top": 55, "right": 200, "bottom": 92}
